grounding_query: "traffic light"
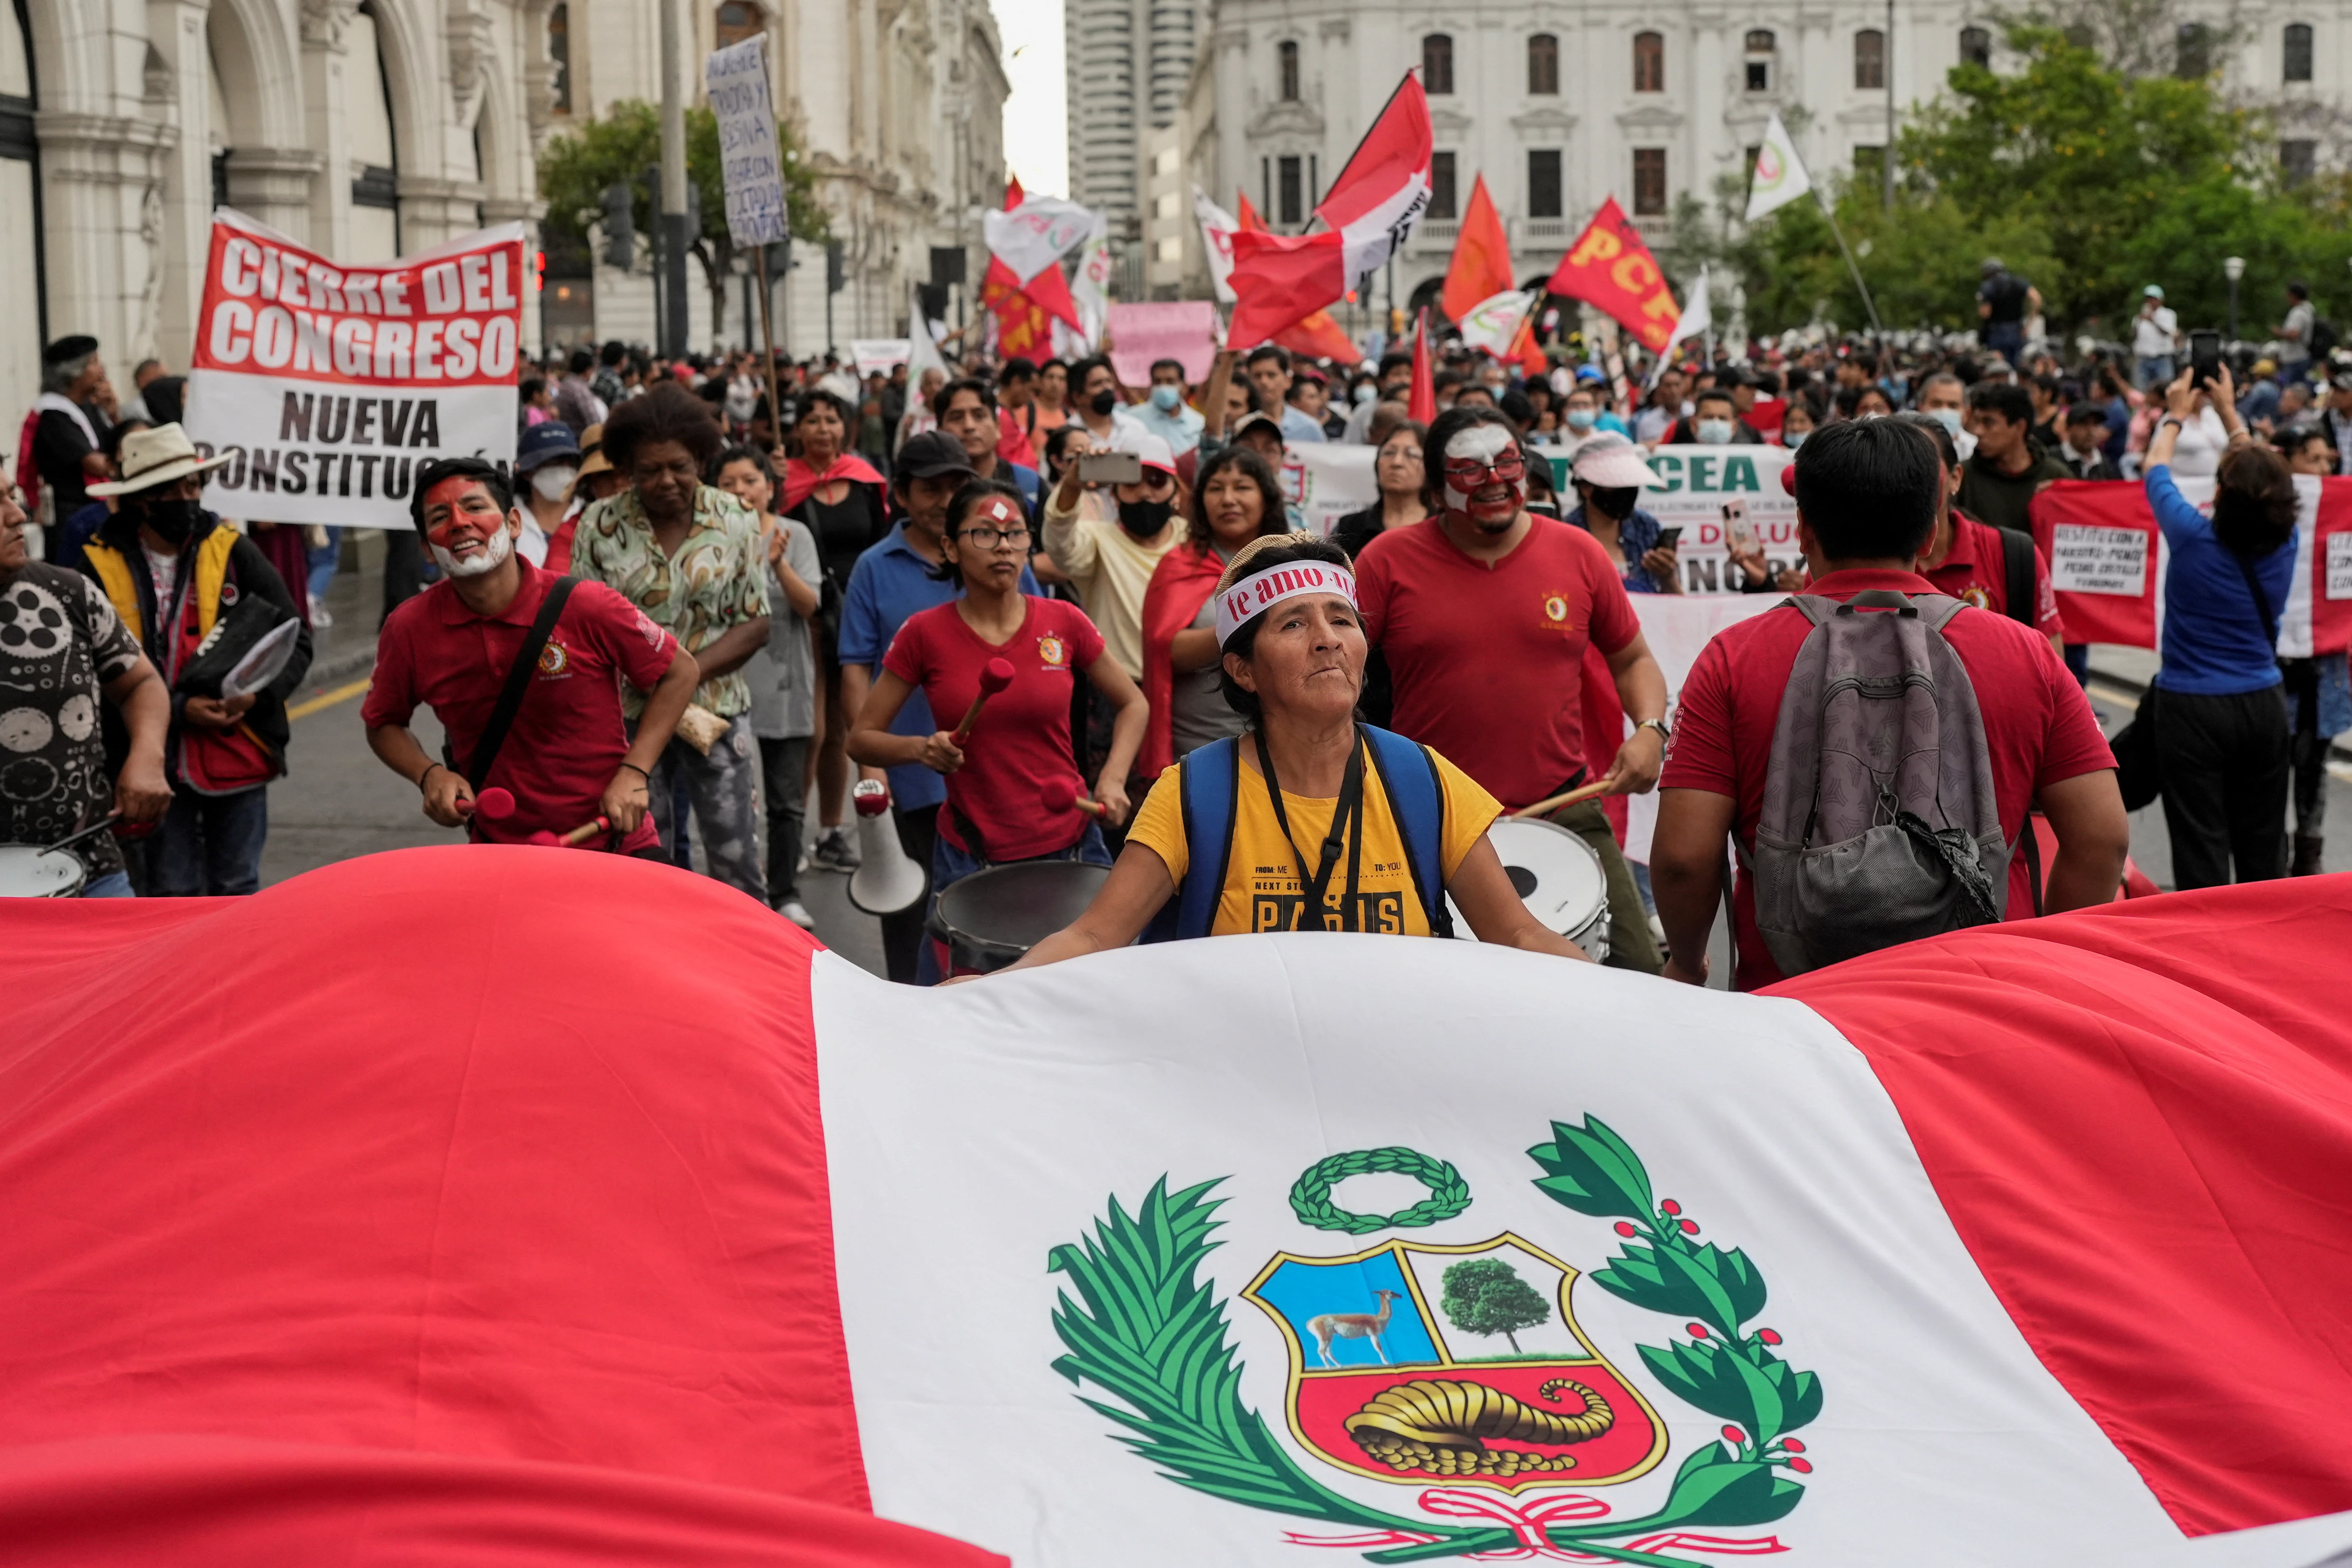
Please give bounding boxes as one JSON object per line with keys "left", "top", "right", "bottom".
{"left": 826, "top": 240, "right": 845, "bottom": 296}
{"left": 600, "top": 183, "right": 634, "bottom": 269}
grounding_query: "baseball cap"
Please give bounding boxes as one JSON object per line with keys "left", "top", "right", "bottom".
{"left": 895, "top": 430, "right": 978, "bottom": 481}
{"left": 2143, "top": 285, "right": 2166, "bottom": 300}
{"left": 514, "top": 420, "right": 581, "bottom": 475}
{"left": 1110, "top": 428, "right": 1179, "bottom": 477}
{"left": 1574, "top": 365, "right": 1607, "bottom": 385}
{"left": 1229, "top": 411, "right": 1286, "bottom": 445}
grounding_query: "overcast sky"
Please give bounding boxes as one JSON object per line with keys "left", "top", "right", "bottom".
{"left": 995, "top": 0, "right": 1068, "bottom": 198}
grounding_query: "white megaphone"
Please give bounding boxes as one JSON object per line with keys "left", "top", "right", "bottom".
{"left": 846, "top": 778, "right": 926, "bottom": 915}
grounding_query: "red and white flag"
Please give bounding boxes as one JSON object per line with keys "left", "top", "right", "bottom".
{"left": 982, "top": 195, "right": 1097, "bottom": 287}
{"left": 1229, "top": 74, "right": 1431, "bottom": 348}
{"left": 8, "top": 852, "right": 2352, "bottom": 1565}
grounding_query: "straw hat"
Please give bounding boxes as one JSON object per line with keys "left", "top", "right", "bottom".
{"left": 87, "top": 423, "right": 232, "bottom": 497}
{"left": 575, "top": 421, "right": 613, "bottom": 479}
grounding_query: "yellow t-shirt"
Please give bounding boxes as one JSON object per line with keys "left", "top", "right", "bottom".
{"left": 1127, "top": 742, "right": 1502, "bottom": 936}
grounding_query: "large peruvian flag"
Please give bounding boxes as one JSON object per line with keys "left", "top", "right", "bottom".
{"left": 1229, "top": 74, "right": 1431, "bottom": 349}
{"left": 8, "top": 850, "right": 2352, "bottom": 1565}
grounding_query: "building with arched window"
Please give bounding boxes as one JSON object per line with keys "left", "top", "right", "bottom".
{"left": 1179, "top": 0, "right": 2352, "bottom": 324}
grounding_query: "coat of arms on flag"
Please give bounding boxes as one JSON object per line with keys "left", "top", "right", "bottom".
{"left": 1049, "top": 1118, "right": 1819, "bottom": 1563}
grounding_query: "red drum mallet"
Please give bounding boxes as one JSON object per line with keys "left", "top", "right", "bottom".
{"left": 470, "top": 786, "right": 515, "bottom": 821}
{"left": 1040, "top": 777, "right": 1108, "bottom": 818}
{"left": 951, "top": 658, "right": 1017, "bottom": 747}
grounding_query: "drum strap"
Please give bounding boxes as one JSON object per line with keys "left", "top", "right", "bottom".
{"left": 1254, "top": 727, "right": 1367, "bottom": 932}
{"left": 448, "top": 575, "right": 578, "bottom": 843}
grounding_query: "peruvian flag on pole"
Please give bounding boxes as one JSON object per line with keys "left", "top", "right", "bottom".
{"left": 11, "top": 850, "right": 2352, "bottom": 1565}
{"left": 1228, "top": 73, "right": 1432, "bottom": 349}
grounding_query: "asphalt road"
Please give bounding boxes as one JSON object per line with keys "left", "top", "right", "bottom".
{"left": 257, "top": 565, "right": 2352, "bottom": 982}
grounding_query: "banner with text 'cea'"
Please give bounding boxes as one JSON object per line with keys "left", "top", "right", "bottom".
{"left": 187, "top": 208, "right": 526, "bottom": 529}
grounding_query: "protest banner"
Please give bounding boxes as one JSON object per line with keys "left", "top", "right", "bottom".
{"left": 705, "top": 37, "right": 789, "bottom": 247}
{"left": 1105, "top": 302, "right": 1218, "bottom": 386}
{"left": 848, "top": 340, "right": 911, "bottom": 376}
{"left": 2029, "top": 480, "right": 2161, "bottom": 649}
{"left": 1284, "top": 443, "right": 1376, "bottom": 537}
{"left": 186, "top": 207, "right": 526, "bottom": 529}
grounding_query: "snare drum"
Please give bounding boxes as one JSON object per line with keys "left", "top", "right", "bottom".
{"left": 0, "top": 845, "right": 89, "bottom": 898}
{"left": 1446, "top": 817, "right": 1610, "bottom": 961}
{"left": 929, "top": 860, "right": 1111, "bottom": 975}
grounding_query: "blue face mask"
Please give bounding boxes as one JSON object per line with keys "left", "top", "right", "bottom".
{"left": 1565, "top": 408, "right": 1598, "bottom": 430}
{"left": 1784, "top": 429, "right": 1808, "bottom": 449}
{"left": 1928, "top": 407, "right": 1964, "bottom": 439}
{"left": 1150, "top": 384, "right": 1183, "bottom": 412}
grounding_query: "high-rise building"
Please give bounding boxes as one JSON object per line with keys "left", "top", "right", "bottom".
{"left": 1066, "top": 0, "right": 1202, "bottom": 222}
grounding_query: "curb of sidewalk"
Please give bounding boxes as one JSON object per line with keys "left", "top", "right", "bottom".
{"left": 298, "top": 642, "right": 377, "bottom": 693}
{"left": 2090, "top": 663, "right": 2352, "bottom": 765}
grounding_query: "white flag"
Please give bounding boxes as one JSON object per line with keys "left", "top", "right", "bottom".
{"left": 906, "top": 282, "right": 947, "bottom": 378}
{"left": 1745, "top": 111, "right": 1812, "bottom": 223}
{"left": 1193, "top": 187, "right": 1240, "bottom": 305}
{"left": 982, "top": 196, "right": 1096, "bottom": 285}
{"left": 1068, "top": 213, "right": 1113, "bottom": 352}
{"left": 1665, "top": 264, "right": 1712, "bottom": 346}
{"left": 1455, "top": 288, "right": 1538, "bottom": 359}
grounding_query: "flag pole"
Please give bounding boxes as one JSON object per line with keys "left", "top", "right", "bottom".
{"left": 1814, "top": 191, "right": 1884, "bottom": 336}
{"left": 752, "top": 242, "right": 784, "bottom": 450}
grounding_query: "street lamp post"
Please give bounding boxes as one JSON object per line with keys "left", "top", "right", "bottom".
{"left": 2224, "top": 255, "right": 2246, "bottom": 342}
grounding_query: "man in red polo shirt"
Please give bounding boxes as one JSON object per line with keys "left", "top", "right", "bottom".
{"left": 1650, "top": 419, "right": 2126, "bottom": 991}
{"left": 1356, "top": 406, "right": 1670, "bottom": 972}
{"left": 1895, "top": 411, "right": 2063, "bottom": 651}
{"left": 363, "top": 457, "right": 699, "bottom": 854}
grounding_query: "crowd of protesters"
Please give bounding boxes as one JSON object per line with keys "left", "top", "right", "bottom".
{"left": 6, "top": 263, "right": 2345, "bottom": 984}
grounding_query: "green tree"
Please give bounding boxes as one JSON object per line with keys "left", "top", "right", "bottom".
{"left": 538, "top": 99, "right": 828, "bottom": 341}
{"left": 1439, "top": 1258, "right": 1551, "bottom": 1355}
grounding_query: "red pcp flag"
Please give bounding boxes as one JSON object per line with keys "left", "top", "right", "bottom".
{"left": 1442, "top": 174, "right": 1516, "bottom": 325}
{"left": 0, "top": 849, "right": 1002, "bottom": 1567}
{"left": 1545, "top": 197, "right": 1680, "bottom": 352}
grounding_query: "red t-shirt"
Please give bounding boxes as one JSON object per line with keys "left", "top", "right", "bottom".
{"left": 1659, "top": 568, "right": 2115, "bottom": 991}
{"left": 361, "top": 558, "right": 682, "bottom": 852}
{"left": 883, "top": 595, "right": 1106, "bottom": 860}
{"left": 1919, "top": 510, "right": 2064, "bottom": 640}
{"left": 1357, "top": 516, "right": 1642, "bottom": 809}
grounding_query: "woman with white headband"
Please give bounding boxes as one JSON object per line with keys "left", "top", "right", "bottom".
{"left": 978, "top": 532, "right": 1594, "bottom": 971}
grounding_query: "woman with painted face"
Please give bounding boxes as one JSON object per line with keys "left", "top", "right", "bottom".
{"left": 973, "top": 533, "right": 1595, "bottom": 969}
{"left": 850, "top": 480, "right": 1147, "bottom": 979}
{"left": 1566, "top": 434, "right": 1679, "bottom": 594}
{"left": 78, "top": 423, "right": 315, "bottom": 895}
{"left": 1138, "top": 446, "right": 1290, "bottom": 774}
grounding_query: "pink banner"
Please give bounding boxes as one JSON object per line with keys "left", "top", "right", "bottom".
{"left": 1106, "top": 302, "right": 1218, "bottom": 386}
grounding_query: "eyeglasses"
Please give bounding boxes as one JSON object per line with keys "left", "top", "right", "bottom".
{"left": 958, "top": 525, "right": 1033, "bottom": 550}
{"left": 1441, "top": 451, "right": 1527, "bottom": 486}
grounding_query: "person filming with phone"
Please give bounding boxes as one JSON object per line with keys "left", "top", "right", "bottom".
{"left": 1564, "top": 434, "right": 1680, "bottom": 594}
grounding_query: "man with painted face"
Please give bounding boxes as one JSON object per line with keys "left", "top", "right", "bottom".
{"left": 363, "top": 456, "right": 698, "bottom": 854}
{"left": 1354, "top": 405, "right": 1671, "bottom": 972}
{"left": 79, "top": 424, "right": 311, "bottom": 895}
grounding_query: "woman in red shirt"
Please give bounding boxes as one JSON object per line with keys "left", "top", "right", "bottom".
{"left": 850, "top": 479, "right": 1147, "bottom": 974}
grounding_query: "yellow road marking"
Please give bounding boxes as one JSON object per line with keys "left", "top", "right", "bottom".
{"left": 287, "top": 676, "right": 372, "bottom": 721}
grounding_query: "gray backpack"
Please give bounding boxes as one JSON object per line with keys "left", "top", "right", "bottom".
{"left": 1749, "top": 589, "right": 2010, "bottom": 977}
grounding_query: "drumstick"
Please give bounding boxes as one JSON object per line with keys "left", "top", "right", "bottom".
{"left": 1507, "top": 779, "right": 1613, "bottom": 820}
{"left": 40, "top": 812, "right": 123, "bottom": 854}
{"left": 1040, "top": 777, "right": 1108, "bottom": 818}
{"left": 951, "top": 658, "right": 1017, "bottom": 746}
{"left": 470, "top": 786, "right": 516, "bottom": 820}
{"left": 561, "top": 816, "right": 613, "bottom": 847}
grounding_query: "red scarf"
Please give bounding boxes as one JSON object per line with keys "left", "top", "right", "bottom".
{"left": 779, "top": 453, "right": 886, "bottom": 515}
{"left": 1137, "top": 542, "right": 1231, "bottom": 776}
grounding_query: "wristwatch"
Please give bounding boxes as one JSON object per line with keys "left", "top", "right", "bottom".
{"left": 1636, "top": 717, "right": 1671, "bottom": 744}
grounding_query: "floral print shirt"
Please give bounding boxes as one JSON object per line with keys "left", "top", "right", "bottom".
{"left": 575, "top": 484, "right": 771, "bottom": 718}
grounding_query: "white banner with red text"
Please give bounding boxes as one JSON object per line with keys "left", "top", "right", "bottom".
{"left": 185, "top": 208, "right": 526, "bottom": 529}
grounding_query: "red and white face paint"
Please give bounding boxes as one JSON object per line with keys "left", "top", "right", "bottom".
{"left": 1440, "top": 423, "right": 1526, "bottom": 531}
{"left": 421, "top": 476, "right": 515, "bottom": 579}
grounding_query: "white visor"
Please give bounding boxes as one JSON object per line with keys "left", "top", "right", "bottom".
{"left": 1213, "top": 561, "right": 1360, "bottom": 650}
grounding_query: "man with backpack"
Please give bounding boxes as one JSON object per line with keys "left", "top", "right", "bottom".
{"left": 1648, "top": 419, "right": 2126, "bottom": 990}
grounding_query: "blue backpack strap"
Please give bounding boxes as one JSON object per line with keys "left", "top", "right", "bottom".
{"left": 1361, "top": 725, "right": 1453, "bottom": 938}
{"left": 1141, "top": 738, "right": 1240, "bottom": 942}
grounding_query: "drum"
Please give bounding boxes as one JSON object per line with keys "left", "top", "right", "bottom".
{"left": 0, "top": 845, "right": 89, "bottom": 898}
{"left": 929, "top": 860, "right": 1111, "bottom": 975}
{"left": 1447, "top": 817, "right": 1610, "bottom": 961}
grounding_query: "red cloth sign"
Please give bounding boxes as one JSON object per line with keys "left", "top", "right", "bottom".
{"left": 2030, "top": 478, "right": 2160, "bottom": 650}
{"left": 1542, "top": 199, "right": 1680, "bottom": 353}
{"left": 2308, "top": 476, "right": 2352, "bottom": 655}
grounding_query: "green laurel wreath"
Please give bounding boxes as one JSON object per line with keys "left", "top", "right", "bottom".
{"left": 1289, "top": 1147, "right": 1472, "bottom": 1234}
{"left": 1047, "top": 1115, "right": 1821, "bottom": 1567}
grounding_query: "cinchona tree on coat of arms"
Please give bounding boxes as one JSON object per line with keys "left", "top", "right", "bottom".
{"left": 1047, "top": 1115, "right": 1823, "bottom": 1566}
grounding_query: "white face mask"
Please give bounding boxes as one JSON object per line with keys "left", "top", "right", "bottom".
{"left": 1695, "top": 418, "right": 1735, "bottom": 445}
{"left": 1927, "top": 408, "right": 1964, "bottom": 439}
{"left": 429, "top": 520, "right": 515, "bottom": 579}
{"left": 531, "top": 465, "right": 578, "bottom": 501}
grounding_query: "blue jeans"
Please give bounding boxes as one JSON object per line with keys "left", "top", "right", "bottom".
{"left": 2137, "top": 356, "right": 2175, "bottom": 390}
{"left": 1985, "top": 321, "right": 2025, "bottom": 361}
{"left": 81, "top": 870, "right": 135, "bottom": 898}
{"left": 150, "top": 784, "right": 269, "bottom": 895}
{"left": 922, "top": 820, "right": 1111, "bottom": 984}
{"left": 306, "top": 525, "right": 342, "bottom": 605}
